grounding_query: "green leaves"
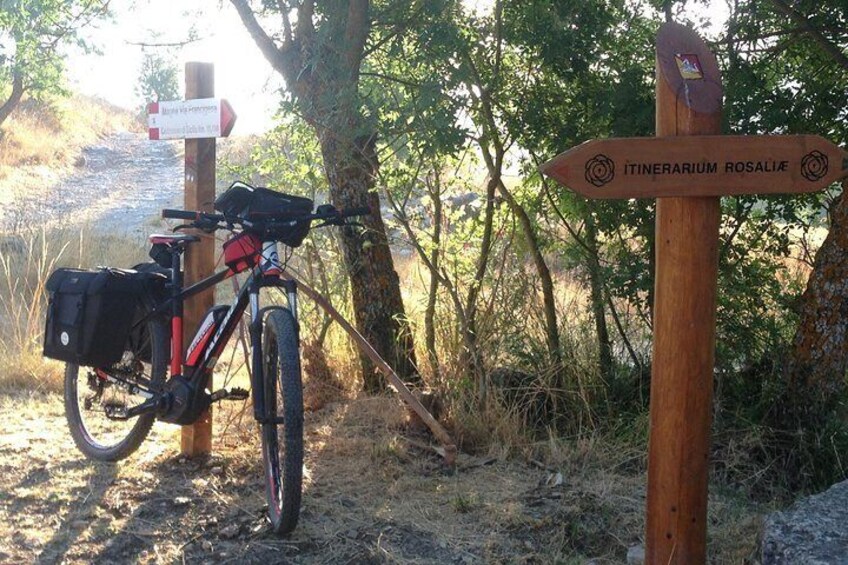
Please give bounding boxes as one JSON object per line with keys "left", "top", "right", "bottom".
{"left": 136, "top": 51, "right": 180, "bottom": 106}
{"left": 0, "top": 0, "right": 109, "bottom": 125}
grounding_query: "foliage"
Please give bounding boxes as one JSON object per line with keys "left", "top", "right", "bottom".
{"left": 225, "top": 0, "right": 848, "bottom": 497}
{"left": 135, "top": 51, "right": 179, "bottom": 106}
{"left": 0, "top": 0, "right": 110, "bottom": 126}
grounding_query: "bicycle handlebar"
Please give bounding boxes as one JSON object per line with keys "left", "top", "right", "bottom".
{"left": 162, "top": 209, "right": 201, "bottom": 220}
{"left": 343, "top": 206, "right": 370, "bottom": 217}
{"left": 161, "top": 204, "right": 369, "bottom": 234}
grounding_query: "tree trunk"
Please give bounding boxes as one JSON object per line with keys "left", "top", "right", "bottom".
{"left": 0, "top": 72, "right": 25, "bottom": 128}
{"left": 585, "top": 211, "right": 613, "bottom": 377}
{"left": 786, "top": 181, "right": 848, "bottom": 397}
{"left": 465, "top": 176, "right": 497, "bottom": 399}
{"left": 231, "top": 0, "right": 419, "bottom": 392}
{"left": 425, "top": 174, "right": 443, "bottom": 384}
{"left": 318, "top": 131, "right": 419, "bottom": 392}
{"left": 496, "top": 179, "right": 561, "bottom": 366}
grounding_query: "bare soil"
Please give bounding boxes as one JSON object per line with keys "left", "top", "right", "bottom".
{"left": 0, "top": 132, "right": 182, "bottom": 236}
{"left": 0, "top": 392, "right": 664, "bottom": 564}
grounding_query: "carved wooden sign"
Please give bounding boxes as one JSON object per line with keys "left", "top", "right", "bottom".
{"left": 541, "top": 134, "right": 848, "bottom": 199}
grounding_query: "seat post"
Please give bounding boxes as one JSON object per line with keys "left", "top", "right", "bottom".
{"left": 170, "top": 249, "right": 183, "bottom": 377}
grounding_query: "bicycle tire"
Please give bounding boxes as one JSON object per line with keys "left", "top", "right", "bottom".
{"left": 64, "top": 319, "right": 168, "bottom": 462}
{"left": 260, "top": 308, "right": 304, "bottom": 535}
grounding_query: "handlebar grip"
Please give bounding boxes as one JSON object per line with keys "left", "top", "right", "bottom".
{"left": 162, "top": 209, "right": 199, "bottom": 220}
{"left": 342, "top": 206, "right": 371, "bottom": 217}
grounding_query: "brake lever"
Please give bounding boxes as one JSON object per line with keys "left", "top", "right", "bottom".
{"left": 195, "top": 219, "right": 221, "bottom": 233}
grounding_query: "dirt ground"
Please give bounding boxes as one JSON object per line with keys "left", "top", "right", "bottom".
{"left": 0, "top": 392, "right": 639, "bottom": 565}
{"left": 0, "top": 388, "right": 765, "bottom": 564}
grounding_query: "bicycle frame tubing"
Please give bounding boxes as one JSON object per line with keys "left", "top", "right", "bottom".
{"left": 166, "top": 243, "right": 298, "bottom": 417}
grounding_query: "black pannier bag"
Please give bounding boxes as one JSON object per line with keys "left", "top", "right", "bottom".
{"left": 214, "top": 181, "right": 314, "bottom": 248}
{"left": 127, "top": 263, "right": 171, "bottom": 363}
{"left": 43, "top": 267, "right": 164, "bottom": 367}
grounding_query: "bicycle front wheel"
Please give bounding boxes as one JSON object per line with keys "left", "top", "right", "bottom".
{"left": 260, "top": 308, "right": 303, "bottom": 535}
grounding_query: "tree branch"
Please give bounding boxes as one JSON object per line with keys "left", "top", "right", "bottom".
{"left": 230, "top": 0, "right": 296, "bottom": 81}
{"left": 344, "top": 0, "right": 370, "bottom": 78}
{"left": 769, "top": 0, "right": 848, "bottom": 72}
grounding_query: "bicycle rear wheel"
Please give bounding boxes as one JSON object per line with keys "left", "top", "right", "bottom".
{"left": 64, "top": 319, "right": 168, "bottom": 462}
{"left": 260, "top": 308, "right": 303, "bottom": 535}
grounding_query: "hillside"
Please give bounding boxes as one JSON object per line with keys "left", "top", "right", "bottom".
{"left": 0, "top": 94, "right": 138, "bottom": 207}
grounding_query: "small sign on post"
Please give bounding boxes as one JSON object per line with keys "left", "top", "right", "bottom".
{"left": 148, "top": 64, "right": 237, "bottom": 458}
{"left": 148, "top": 98, "right": 237, "bottom": 140}
{"left": 540, "top": 22, "right": 847, "bottom": 565}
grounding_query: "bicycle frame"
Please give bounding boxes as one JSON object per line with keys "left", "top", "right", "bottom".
{"left": 161, "top": 238, "right": 297, "bottom": 425}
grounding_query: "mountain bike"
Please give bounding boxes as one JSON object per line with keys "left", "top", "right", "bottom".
{"left": 46, "top": 182, "right": 368, "bottom": 534}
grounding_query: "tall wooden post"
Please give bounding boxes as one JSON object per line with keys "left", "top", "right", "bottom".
{"left": 181, "top": 62, "right": 216, "bottom": 456}
{"left": 646, "top": 24, "right": 723, "bottom": 564}
{"left": 539, "top": 20, "right": 847, "bottom": 565}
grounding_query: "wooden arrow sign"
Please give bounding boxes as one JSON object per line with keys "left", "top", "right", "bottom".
{"left": 541, "top": 134, "right": 848, "bottom": 199}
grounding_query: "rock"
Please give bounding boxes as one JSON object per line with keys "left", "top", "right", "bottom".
{"left": 218, "top": 524, "right": 240, "bottom": 540}
{"left": 762, "top": 480, "right": 848, "bottom": 564}
{"left": 626, "top": 545, "right": 645, "bottom": 565}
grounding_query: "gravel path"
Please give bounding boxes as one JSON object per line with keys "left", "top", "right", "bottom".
{"left": 3, "top": 132, "right": 183, "bottom": 237}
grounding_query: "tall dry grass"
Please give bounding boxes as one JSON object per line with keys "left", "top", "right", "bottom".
{"left": 0, "top": 227, "right": 147, "bottom": 392}
{"left": 0, "top": 95, "right": 136, "bottom": 171}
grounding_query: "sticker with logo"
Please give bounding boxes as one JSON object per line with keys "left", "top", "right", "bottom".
{"left": 675, "top": 54, "right": 703, "bottom": 80}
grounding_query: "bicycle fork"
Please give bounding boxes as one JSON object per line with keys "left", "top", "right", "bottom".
{"left": 249, "top": 274, "right": 298, "bottom": 426}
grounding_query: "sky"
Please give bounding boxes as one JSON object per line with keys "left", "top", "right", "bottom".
{"left": 65, "top": 1, "right": 730, "bottom": 136}
{"left": 66, "top": 0, "right": 283, "bottom": 134}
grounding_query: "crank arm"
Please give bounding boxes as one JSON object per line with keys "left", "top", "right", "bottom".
{"left": 104, "top": 395, "right": 166, "bottom": 420}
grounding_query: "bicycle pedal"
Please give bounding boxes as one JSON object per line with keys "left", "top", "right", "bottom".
{"left": 210, "top": 387, "right": 249, "bottom": 402}
{"left": 104, "top": 403, "right": 129, "bottom": 420}
{"left": 227, "top": 387, "right": 249, "bottom": 401}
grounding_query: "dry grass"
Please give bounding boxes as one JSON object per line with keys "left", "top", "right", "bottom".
{"left": 0, "top": 392, "right": 766, "bottom": 564}
{"left": 0, "top": 95, "right": 136, "bottom": 170}
{"left": 0, "top": 227, "right": 148, "bottom": 392}
{"left": 0, "top": 94, "right": 136, "bottom": 206}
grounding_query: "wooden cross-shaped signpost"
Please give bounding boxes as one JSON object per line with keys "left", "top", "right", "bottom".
{"left": 148, "top": 62, "right": 237, "bottom": 457}
{"left": 541, "top": 22, "right": 848, "bottom": 564}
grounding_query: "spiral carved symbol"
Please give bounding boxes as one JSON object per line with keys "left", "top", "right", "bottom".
{"left": 801, "top": 150, "right": 828, "bottom": 182}
{"left": 585, "top": 154, "right": 615, "bottom": 187}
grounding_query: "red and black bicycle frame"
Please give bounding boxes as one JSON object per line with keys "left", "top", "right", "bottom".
{"left": 159, "top": 240, "right": 297, "bottom": 425}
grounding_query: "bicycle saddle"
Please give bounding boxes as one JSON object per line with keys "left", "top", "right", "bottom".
{"left": 148, "top": 234, "right": 201, "bottom": 246}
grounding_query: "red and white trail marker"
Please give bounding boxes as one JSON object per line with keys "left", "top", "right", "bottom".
{"left": 147, "top": 98, "right": 237, "bottom": 140}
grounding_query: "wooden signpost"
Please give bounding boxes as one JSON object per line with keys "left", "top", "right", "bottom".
{"left": 541, "top": 22, "right": 847, "bottom": 565}
{"left": 149, "top": 63, "right": 237, "bottom": 457}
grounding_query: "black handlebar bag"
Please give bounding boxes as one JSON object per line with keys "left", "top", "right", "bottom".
{"left": 214, "top": 181, "right": 314, "bottom": 247}
{"left": 43, "top": 268, "right": 145, "bottom": 367}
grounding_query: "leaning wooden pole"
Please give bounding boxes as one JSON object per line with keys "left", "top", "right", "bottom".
{"left": 181, "top": 62, "right": 217, "bottom": 457}
{"left": 646, "top": 24, "right": 723, "bottom": 564}
{"left": 283, "top": 271, "right": 457, "bottom": 467}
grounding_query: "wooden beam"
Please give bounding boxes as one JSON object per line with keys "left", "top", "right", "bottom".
{"left": 181, "top": 62, "right": 217, "bottom": 457}
{"left": 645, "top": 23, "right": 722, "bottom": 564}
